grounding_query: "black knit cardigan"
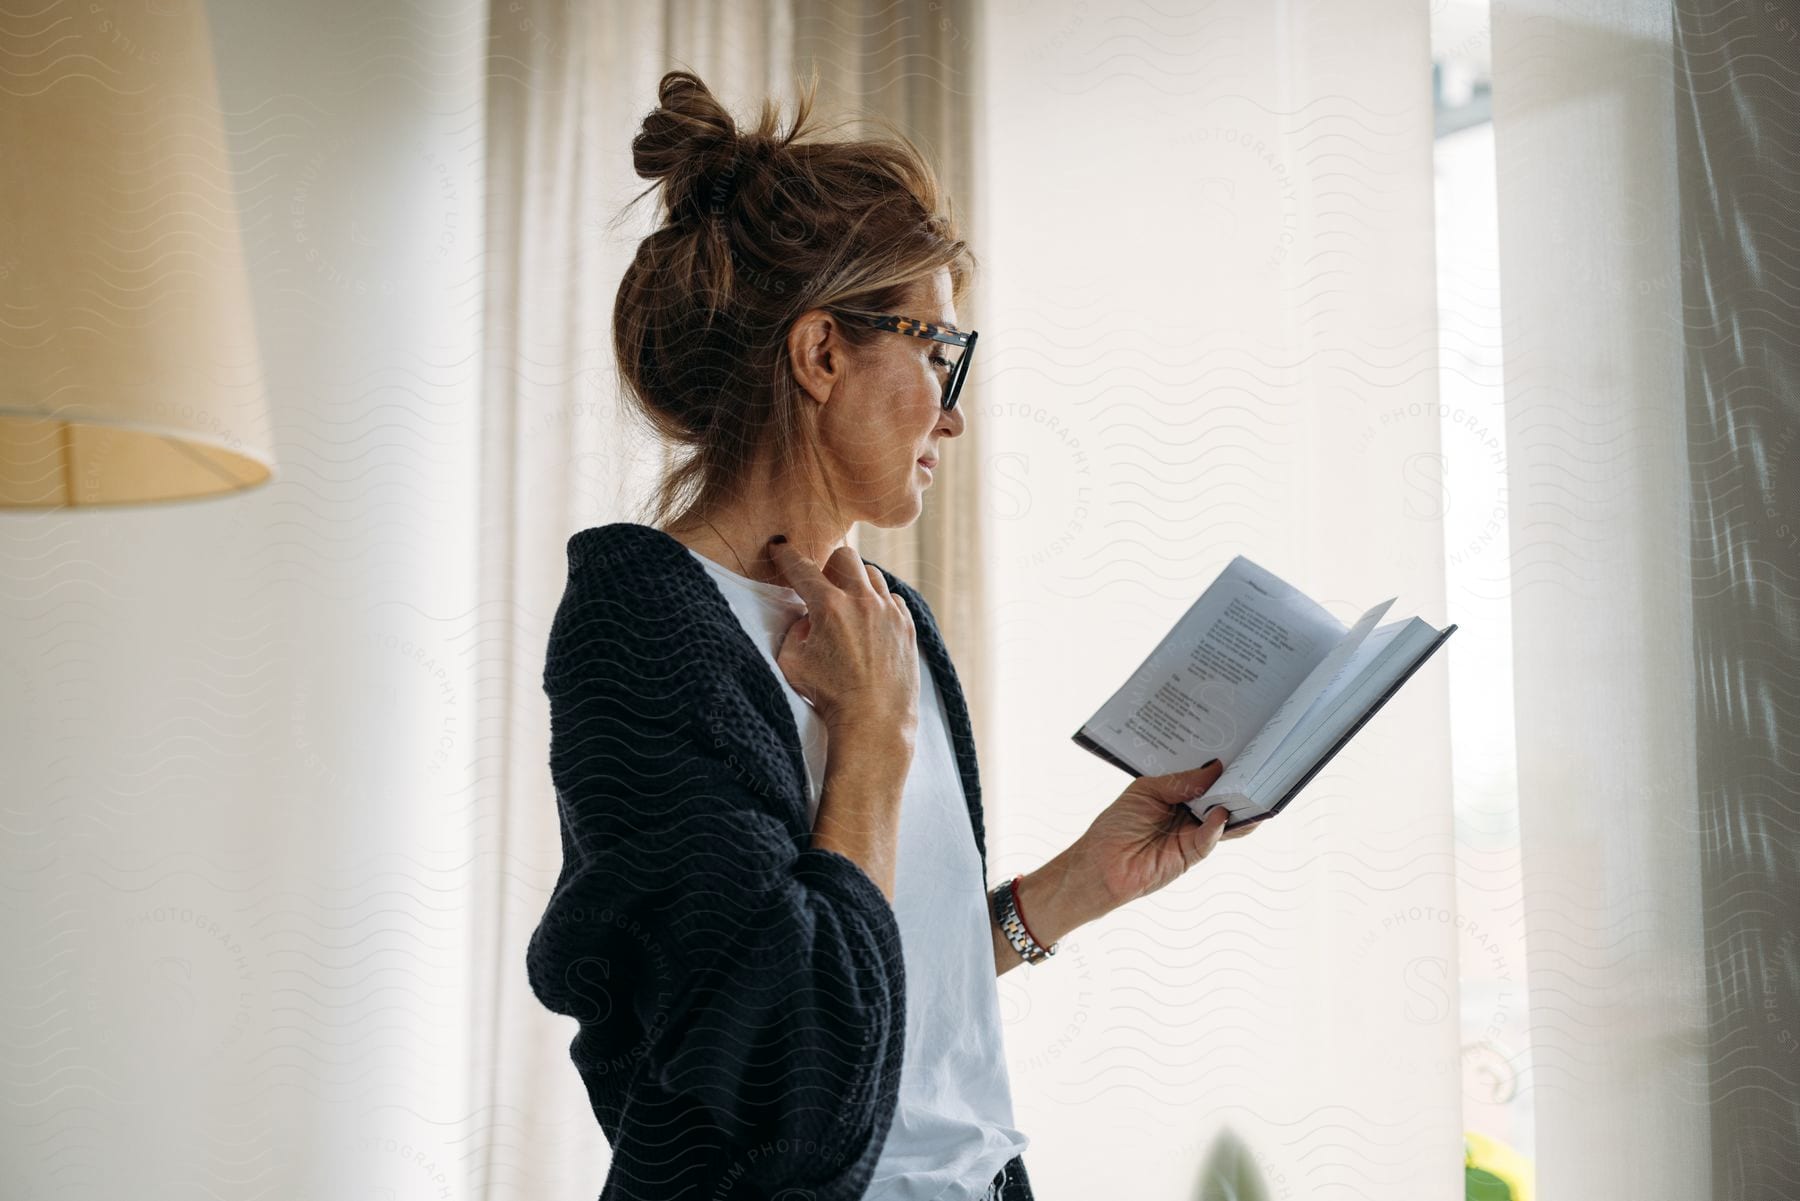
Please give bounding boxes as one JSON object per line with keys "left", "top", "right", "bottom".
{"left": 526, "top": 522, "right": 992, "bottom": 1200}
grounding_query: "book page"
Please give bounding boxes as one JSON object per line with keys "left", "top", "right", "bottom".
{"left": 1207, "top": 596, "right": 1395, "bottom": 800}
{"left": 1075, "top": 555, "right": 1348, "bottom": 776}
{"left": 1247, "top": 617, "right": 1440, "bottom": 801}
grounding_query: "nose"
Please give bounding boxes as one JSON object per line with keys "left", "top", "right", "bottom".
{"left": 939, "top": 399, "right": 967, "bottom": 439}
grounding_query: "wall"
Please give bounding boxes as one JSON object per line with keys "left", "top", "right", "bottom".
{"left": 0, "top": 3, "right": 488, "bottom": 1197}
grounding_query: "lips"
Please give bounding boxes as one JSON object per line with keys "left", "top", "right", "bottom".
{"left": 917, "top": 456, "right": 938, "bottom": 469}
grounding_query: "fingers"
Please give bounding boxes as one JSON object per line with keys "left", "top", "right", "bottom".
{"left": 1140, "top": 758, "right": 1226, "bottom": 807}
{"left": 865, "top": 563, "right": 908, "bottom": 615}
{"left": 822, "top": 544, "right": 876, "bottom": 594}
{"left": 1200, "top": 805, "right": 1264, "bottom": 840}
{"left": 1185, "top": 804, "right": 1232, "bottom": 858}
{"left": 768, "top": 536, "right": 885, "bottom": 603}
{"left": 766, "top": 537, "right": 832, "bottom": 609}
{"left": 1198, "top": 803, "right": 1232, "bottom": 834}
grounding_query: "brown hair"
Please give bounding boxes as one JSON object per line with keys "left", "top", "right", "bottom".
{"left": 610, "top": 67, "right": 977, "bottom": 533}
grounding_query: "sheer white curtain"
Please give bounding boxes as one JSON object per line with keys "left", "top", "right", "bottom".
{"left": 1487, "top": 2, "right": 1705, "bottom": 1196}
{"left": 977, "top": 3, "right": 1463, "bottom": 1197}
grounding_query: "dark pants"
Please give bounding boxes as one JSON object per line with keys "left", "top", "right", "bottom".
{"left": 982, "top": 1152, "right": 1034, "bottom": 1200}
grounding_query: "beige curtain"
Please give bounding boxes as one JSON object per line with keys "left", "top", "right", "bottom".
{"left": 791, "top": 0, "right": 995, "bottom": 782}
{"left": 475, "top": 3, "right": 984, "bottom": 1195}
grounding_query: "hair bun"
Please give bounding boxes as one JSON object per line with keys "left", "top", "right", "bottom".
{"left": 611, "top": 63, "right": 976, "bottom": 535}
{"left": 632, "top": 70, "right": 741, "bottom": 222}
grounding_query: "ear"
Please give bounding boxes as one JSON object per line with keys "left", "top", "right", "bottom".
{"left": 787, "top": 308, "right": 848, "bottom": 407}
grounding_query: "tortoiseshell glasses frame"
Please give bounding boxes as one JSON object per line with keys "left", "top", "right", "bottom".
{"left": 832, "top": 308, "right": 979, "bottom": 412}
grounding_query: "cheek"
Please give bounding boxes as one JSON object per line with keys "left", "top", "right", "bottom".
{"left": 872, "top": 367, "right": 935, "bottom": 433}
{"left": 841, "top": 361, "right": 937, "bottom": 471}
{"left": 830, "top": 409, "right": 909, "bottom": 472}
{"left": 888, "top": 354, "right": 938, "bottom": 408}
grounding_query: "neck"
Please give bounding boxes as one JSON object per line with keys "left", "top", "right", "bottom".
{"left": 662, "top": 486, "right": 853, "bottom": 588}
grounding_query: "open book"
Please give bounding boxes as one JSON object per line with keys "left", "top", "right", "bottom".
{"left": 1071, "top": 555, "right": 1457, "bottom": 830}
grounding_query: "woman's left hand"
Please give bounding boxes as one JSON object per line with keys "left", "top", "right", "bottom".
{"left": 1064, "top": 759, "right": 1261, "bottom": 915}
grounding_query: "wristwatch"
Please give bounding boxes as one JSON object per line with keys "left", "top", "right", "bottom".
{"left": 990, "top": 874, "right": 1057, "bottom": 965}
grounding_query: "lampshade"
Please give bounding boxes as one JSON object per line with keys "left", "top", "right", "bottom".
{"left": 0, "top": 0, "right": 276, "bottom": 508}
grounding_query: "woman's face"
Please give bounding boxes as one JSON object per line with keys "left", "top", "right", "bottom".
{"left": 805, "top": 268, "right": 967, "bottom": 528}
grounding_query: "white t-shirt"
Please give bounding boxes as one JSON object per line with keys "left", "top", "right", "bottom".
{"left": 686, "top": 548, "right": 1030, "bottom": 1199}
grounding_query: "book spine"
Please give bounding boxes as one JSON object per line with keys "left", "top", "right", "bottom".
{"left": 1070, "top": 728, "right": 1148, "bottom": 778}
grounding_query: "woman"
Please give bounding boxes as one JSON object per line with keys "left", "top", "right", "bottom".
{"left": 526, "top": 69, "right": 1255, "bottom": 1201}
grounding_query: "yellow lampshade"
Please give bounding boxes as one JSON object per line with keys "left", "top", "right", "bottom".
{"left": 0, "top": 0, "right": 275, "bottom": 508}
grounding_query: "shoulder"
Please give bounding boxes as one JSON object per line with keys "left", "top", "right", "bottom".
{"left": 553, "top": 521, "right": 727, "bottom": 619}
{"left": 545, "top": 522, "right": 815, "bottom": 822}
{"left": 562, "top": 521, "right": 694, "bottom": 587}
{"left": 544, "top": 522, "right": 735, "bottom": 705}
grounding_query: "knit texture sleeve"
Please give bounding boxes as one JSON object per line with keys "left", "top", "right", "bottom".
{"left": 526, "top": 543, "right": 908, "bottom": 1201}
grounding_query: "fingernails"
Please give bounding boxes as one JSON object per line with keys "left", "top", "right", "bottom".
{"left": 768, "top": 534, "right": 787, "bottom": 545}
{"left": 1201, "top": 758, "right": 1220, "bottom": 770}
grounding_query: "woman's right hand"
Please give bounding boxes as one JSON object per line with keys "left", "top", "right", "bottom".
{"left": 767, "top": 536, "right": 920, "bottom": 743}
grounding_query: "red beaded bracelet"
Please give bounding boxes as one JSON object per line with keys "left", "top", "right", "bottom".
{"left": 1009, "top": 874, "right": 1046, "bottom": 949}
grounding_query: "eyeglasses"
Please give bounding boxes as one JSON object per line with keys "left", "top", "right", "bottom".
{"left": 834, "top": 309, "right": 978, "bottom": 412}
